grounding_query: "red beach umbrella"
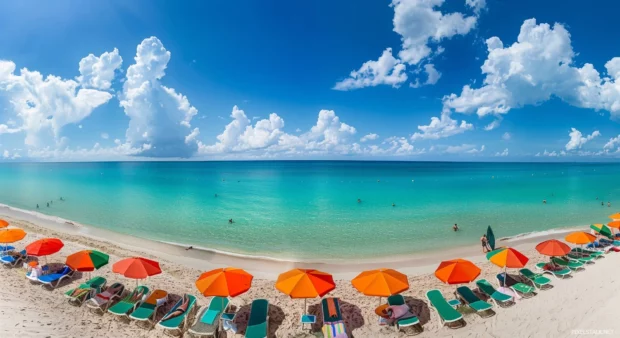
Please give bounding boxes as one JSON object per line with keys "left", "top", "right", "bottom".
{"left": 113, "top": 257, "right": 162, "bottom": 285}
{"left": 536, "top": 240, "right": 571, "bottom": 257}
{"left": 26, "top": 238, "right": 64, "bottom": 256}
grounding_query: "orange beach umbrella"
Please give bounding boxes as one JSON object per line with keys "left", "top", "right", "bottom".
{"left": 486, "top": 247, "right": 529, "bottom": 268}
{"left": 0, "top": 228, "right": 26, "bottom": 243}
{"left": 564, "top": 232, "right": 596, "bottom": 245}
{"left": 435, "top": 259, "right": 481, "bottom": 285}
{"left": 352, "top": 269, "right": 409, "bottom": 297}
{"left": 195, "top": 267, "right": 253, "bottom": 298}
{"left": 0, "top": 219, "right": 9, "bottom": 228}
{"left": 609, "top": 213, "right": 620, "bottom": 220}
{"left": 276, "top": 269, "right": 335, "bottom": 312}
{"left": 608, "top": 221, "right": 620, "bottom": 229}
{"left": 113, "top": 257, "right": 161, "bottom": 285}
{"left": 26, "top": 238, "right": 63, "bottom": 256}
{"left": 536, "top": 239, "right": 571, "bottom": 257}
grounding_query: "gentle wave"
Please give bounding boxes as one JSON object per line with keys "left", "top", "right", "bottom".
{"left": 0, "top": 203, "right": 84, "bottom": 228}
{"left": 499, "top": 226, "right": 584, "bottom": 242}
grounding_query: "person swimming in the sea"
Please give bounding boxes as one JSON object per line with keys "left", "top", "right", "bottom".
{"left": 229, "top": 219, "right": 234, "bottom": 224}
{"left": 453, "top": 224, "right": 459, "bottom": 232}
{"left": 608, "top": 202, "right": 611, "bottom": 207}
{"left": 36, "top": 204, "right": 39, "bottom": 209}
{"left": 46, "top": 203, "right": 49, "bottom": 207}
{"left": 357, "top": 198, "right": 361, "bottom": 203}
{"left": 543, "top": 199, "right": 546, "bottom": 204}
{"left": 392, "top": 203, "right": 396, "bottom": 207}
{"left": 215, "top": 193, "right": 218, "bottom": 198}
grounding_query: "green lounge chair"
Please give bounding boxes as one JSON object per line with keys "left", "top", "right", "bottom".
{"left": 552, "top": 257, "right": 584, "bottom": 271}
{"left": 157, "top": 294, "right": 197, "bottom": 334}
{"left": 425, "top": 290, "right": 464, "bottom": 329}
{"left": 188, "top": 297, "right": 230, "bottom": 337}
{"left": 455, "top": 286, "right": 494, "bottom": 317}
{"left": 129, "top": 289, "right": 168, "bottom": 327}
{"left": 519, "top": 269, "right": 552, "bottom": 289}
{"left": 64, "top": 276, "right": 107, "bottom": 306}
{"left": 387, "top": 294, "right": 421, "bottom": 332}
{"left": 572, "top": 247, "right": 603, "bottom": 258}
{"left": 85, "top": 282, "right": 125, "bottom": 313}
{"left": 108, "top": 285, "right": 149, "bottom": 319}
{"left": 496, "top": 273, "right": 535, "bottom": 298}
{"left": 245, "top": 299, "right": 269, "bottom": 338}
{"left": 475, "top": 279, "right": 514, "bottom": 307}
{"left": 534, "top": 262, "right": 572, "bottom": 278}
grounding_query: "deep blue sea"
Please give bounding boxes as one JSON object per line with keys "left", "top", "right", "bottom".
{"left": 0, "top": 161, "right": 618, "bottom": 260}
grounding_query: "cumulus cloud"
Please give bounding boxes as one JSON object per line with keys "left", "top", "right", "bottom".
{"left": 77, "top": 48, "right": 123, "bottom": 90}
{"left": 119, "top": 37, "right": 198, "bottom": 158}
{"left": 502, "top": 132, "right": 511, "bottom": 141}
{"left": 360, "top": 133, "right": 379, "bottom": 142}
{"left": 333, "top": 48, "right": 407, "bottom": 90}
{"left": 565, "top": 128, "right": 600, "bottom": 151}
{"left": 101, "top": 133, "right": 109, "bottom": 140}
{"left": 443, "top": 18, "right": 620, "bottom": 121}
{"left": 334, "top": 0, "right": 480, "bottom": 89}
{"left": 0, "top": 124, "right": 21, "bottom": 134}
{"left": 411, "top": 113, "right": 473, "bottom": 140}
{"left": 495, "top": 148, "right": 509, "bottom": 156}
{"left": 444, "top": 144, "right": 484, "bottom": 154}
{"left": 604, "top": 135, "right": 620, "bottom": 152}
{"left": 0, "top": 59, "right": 114, "bottom": 147}
{"left": 535, "top": 149, "right": 566, "bottom": 157}
{"left": 411, "top": 63, "right": 442, "bottom": 88}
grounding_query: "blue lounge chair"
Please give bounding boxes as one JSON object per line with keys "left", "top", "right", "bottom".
{"left": 188, "top": 296, "right": 230, "bottom": 337}
{"left": 0, "top": 250, "right": 26, "bottom": 267}
{"left": 245, "top": 299, "right": 269, "bottom": 338}
{"left": 38, "top": 265, "right": 74, "bottom": 289}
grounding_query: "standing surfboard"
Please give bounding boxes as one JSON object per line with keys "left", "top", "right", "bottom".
{"left": 486, "top": 226, "right": 495, "bottom": 251}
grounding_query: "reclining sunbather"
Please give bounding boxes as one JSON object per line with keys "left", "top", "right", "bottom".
{"left": 161, "top": 294, "right": 190, "bottom": 322}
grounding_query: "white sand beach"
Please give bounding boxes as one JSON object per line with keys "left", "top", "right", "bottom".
{"left": 1, "top": 207, "right": 619, "bottom": 338}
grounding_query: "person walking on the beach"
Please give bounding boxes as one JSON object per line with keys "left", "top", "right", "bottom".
{"left": 453, "top": 224, "right": 459, "bottom": 232}
{"left": 481, "top": 234, "right": 489, "bottom": 253}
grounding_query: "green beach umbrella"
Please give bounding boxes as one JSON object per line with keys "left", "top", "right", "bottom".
{"left": 66, "top": 250, "right": 109, "bottom": 273}
{"left": 590, "top": 224, "right": 613, "bottom": 238}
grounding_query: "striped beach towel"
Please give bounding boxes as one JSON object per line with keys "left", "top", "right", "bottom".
{"left": 322, "top": 320, "right": 347, "bottom": 338}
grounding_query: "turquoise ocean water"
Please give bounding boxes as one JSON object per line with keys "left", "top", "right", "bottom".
{"left": 0, "top": 161, "right": 618, "bottom": 261}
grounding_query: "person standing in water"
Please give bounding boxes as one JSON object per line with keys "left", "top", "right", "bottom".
{"left": 46, "top": 203, "right": 49, "bottom": 207}
{"left": 228, "top": 219, "right": 233, "bottom": 224}
{"left": 357, "top": 198, "right": 361, "bottom": 203}
{"left": 453, "top": 224, "right": 459, "bottom": 232}
{"left": 36, "top": 204, "right": 39, "bottom": 209}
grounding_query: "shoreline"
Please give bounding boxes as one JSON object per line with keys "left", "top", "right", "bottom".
{"left": 0, "top": 202, "right": 586, "bottom": 280}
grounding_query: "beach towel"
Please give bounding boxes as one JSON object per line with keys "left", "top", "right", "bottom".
{"left": 326, "top": 298, "right": 338, "bottom": 318}
{"left": 322, "top": 321, "right": 348, "bottom": 338}
{"left": 387, "top": 304, "right": 410, "bottom": 319}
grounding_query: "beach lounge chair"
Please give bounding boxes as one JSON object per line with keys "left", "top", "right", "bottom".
{"left": 64, "top": 276, "right": 107, "bottom": 306}
{"left": 322, "top": 298, "right": 348, "bottom": 338}
{"left": 129, "top": 289, "right": 168, "bottom": 328}
{"left": 386, "top": 294, "right": 421, "bottom": 333}
{"left": 552, "top": 257, "right": 584, "bottom": 271}
{"left": 85, "top": 282, "right": 125, "bottom": 313}
{"left": 455, "top": 286, "right": 494, "bottom": 317}
{"left": 0, "top": 250, "right": 25, "bottom": 267}
{"left": 107, "top": 285, "right": 150, "bottom": 319}
{"left": 245, "top": 299, "right": 269, "bottom": 338}
{"left": 572, "top": 247, "right": 604, "bottom": 258}
{"left": 0, "top": 245, "right": 15, "bottom": 253}
{"left": 157, "top": 294, "right": 197, "bottom": 334}
{"left": 188, "top": 296, "right": 229, "bottom": 337}
{"left": 475, "top": 279, "right": 514, "bottom": 307}
{"left": 496, "top": 273, "right": 536, "bottom": 298}
{"left": 425, "top": 290, "right": 464, "bottom": 329}
{"left": 519, "top": 269, "right": 552, "bottom": 289}
{"left": 534, "top": 262, "right": 572, "bottom": 278}
{"left": 38, "top": 265, "right": 74, "bottom": 289}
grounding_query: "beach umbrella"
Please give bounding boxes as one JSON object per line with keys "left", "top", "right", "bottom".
{"left": 0, "top": 219, "right": 9, "bottom": 228}
{"left": 26, "top": 238, "right": 63, "bottom": 266}
{"left": 536, "top": 240, "right": 571, "bottom": 257}
{"left": 66, "top": 250, "right": 109, "bottom": 279}
{"left": 565, "top": 232, "right": 596, "bottom": 245}
{"left": 351, "top": 268, "right": 409, "bottom": 304}
{"left": 276, "top": 269, "right": 335, "bottom": 314}
{"left": 486, "top": 248, "right": 528, "bottom": 287}
{"left": 435, "top": 259, "right": 481, "bottom": 285}
{"left": 195, "top": 267, "right": 253, "bottom": 297}
{"left": 607, "top": 221, "right": 620, "bottom": 229}
{"left": 609, "top": 212, "right": 620, "bottom": 220}
{"left": 113, "top": 257, "right": 161, "bottom": 286}
{"left": 590, "top": 224, "right": 613, "bottom": 238}
{"left": 0, "top": 228, "right": 26, "bottom": 252}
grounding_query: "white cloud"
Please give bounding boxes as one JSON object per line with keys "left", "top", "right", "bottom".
{"left": 333, "top": 48, "right": 407, "bottom": 90}
{"left": 465, "top": 0, "right": 487, "bottom": 15}
{"left": 360, "top": 133, "right": 379, "bottom": 142}
{"left": 77, "top": 48, "right": 123, "bottom": 90}
{"left": 565, "top": 128, "right": 600, "bottom": 151}
{"left": 119, "top": 37, "right": 198, "bottom": 158}
{"left": 2, "top": 150, "right": 8, "bottom": 158}
{"left": 443, "top": 18, "right": 620, "bottom": 121}
{"left": 0, "top": 124, "right": 21, "bottom": 134}
{"left": 495, "top": 148, "right": 509, "bottom": 156}
{"left": 502, "top": 132, "right": 511, "bottom": 141}
{"left": 444, "top": 144, "right": 484, "bottom": 154}
{"left": 536, "top": 149, "right": 566, "bottom": 157}
{"left": 27, "top": 141, "right": 152, "bottom": 161}
{"left": 101, "top": 133, "right": 109, "bottom": 140}
{"left": 393, "top": 0, "right": 478, "bottom": 65}
{"left": 411, "top": 113, "right": 473, "bottom": 140}
{"left": 411, "top": 63, "right": 442, "bottom": 88}
{"left": 0, "top": 59, "right": 113, "bottom": 147}
{"left": 604, "top": 135, "right": 620, "bottom": 152}
{"left": 483, "top": 118, "right": 502, "bottom": 131}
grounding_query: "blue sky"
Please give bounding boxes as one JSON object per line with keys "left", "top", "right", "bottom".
{"left": 1, "top": 0, "right": 620, "bottom": 161}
